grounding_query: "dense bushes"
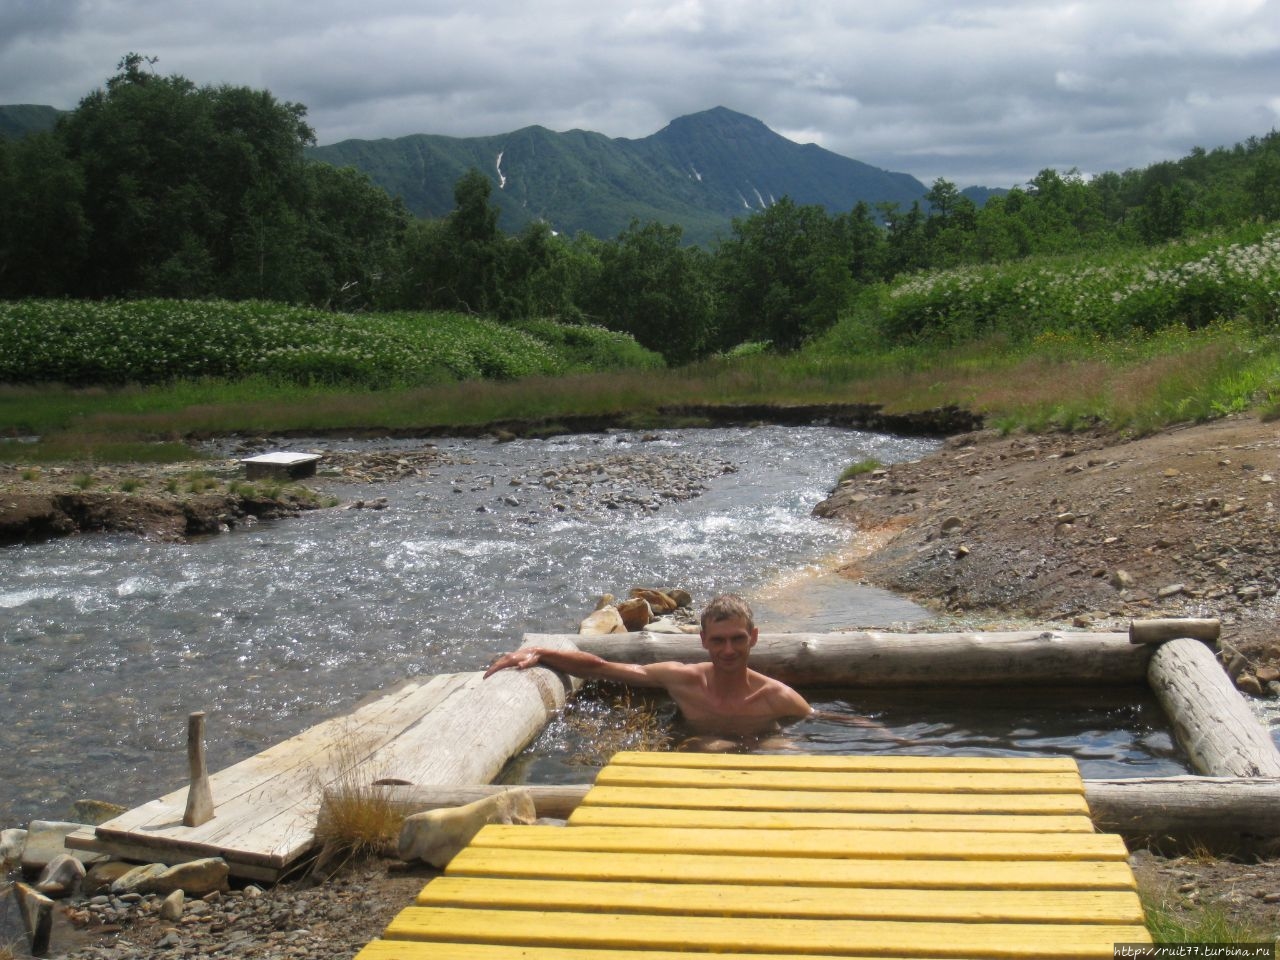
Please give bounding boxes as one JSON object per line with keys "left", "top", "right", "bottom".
{"left": 846, "top": 224, "right": 1280, "bottom": 348}
{"left": 0, "top": 300, "right": 662, "bottom": 387}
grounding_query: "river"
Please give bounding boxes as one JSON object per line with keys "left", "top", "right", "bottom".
{"left": 2, "top": 425, "right": 958, "bottom": 825}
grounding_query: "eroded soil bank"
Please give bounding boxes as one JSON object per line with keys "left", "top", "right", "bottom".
{"left": 816, "top": 414, "right": 1280, "bottom": 671}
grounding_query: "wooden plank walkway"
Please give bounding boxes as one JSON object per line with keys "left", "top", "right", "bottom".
{"left": 65, "top": 670, "right": 568, "bottom": 881}
{"left": 358, "top": 752, "right": 1152, "bottom": 959}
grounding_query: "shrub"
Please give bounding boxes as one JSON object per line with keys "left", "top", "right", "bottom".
{"left": 838, "top": 458, "right": 884, "bottom": 483}
{"left": 0, "top": 300, "right": 660, "bottom": 388}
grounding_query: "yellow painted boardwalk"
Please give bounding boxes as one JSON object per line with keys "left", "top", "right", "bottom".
{"left": 357, "top": 752, "right": 1151, "bottom": 959}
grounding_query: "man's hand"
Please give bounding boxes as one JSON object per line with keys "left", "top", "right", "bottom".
{"left": 483, "top": 648, "right": 543, "bottom": 679}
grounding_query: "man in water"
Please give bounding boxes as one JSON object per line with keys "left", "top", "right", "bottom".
{"left": 483, "top": 593, "right": 812, "bottom": 734}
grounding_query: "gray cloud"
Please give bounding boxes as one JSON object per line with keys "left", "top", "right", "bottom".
{"left": 3, "top": 0, "right": 1279, "bottom": 188}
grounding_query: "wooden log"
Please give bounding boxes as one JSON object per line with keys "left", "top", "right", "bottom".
{"left": 1129, "top": 618, "right": 1221, "bottom": 646}
{"left": 328, "top": 783, "right": 593, "bottom": 823}
{"left": 363, "top": 776, "right": 1280, "bottom": 851}
{"left": 558, "top": 630, "right": 1152, "bottom": 687}
{"left": 14, "top": 881, "right": 54, "bottom": 957}
{"left": 1147, "top": 637, "right": 1280, "bottom": 778}
{"left": 183, "top": 711, "right": 215, "bottom": 828}
{"left": 1085, "top": 776, "right": 1280, "bottom": 852}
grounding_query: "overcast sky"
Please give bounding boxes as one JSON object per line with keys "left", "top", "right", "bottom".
{"left": 3, "top": 0, "right": 1279, "bottom": 188}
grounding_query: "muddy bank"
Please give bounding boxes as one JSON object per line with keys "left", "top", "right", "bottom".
{"left": 199, "top": 402, "right": 983, "bottom": 442}
{"left": 816, "top": 414, "right": 1280, "bottom": 669}
{"left": 0, "top": 489, "right": 325, "bottom": 545}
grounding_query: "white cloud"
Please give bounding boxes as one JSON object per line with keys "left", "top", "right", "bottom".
{"left": 2, "top": 0, "right": 1279, "bottom": 187}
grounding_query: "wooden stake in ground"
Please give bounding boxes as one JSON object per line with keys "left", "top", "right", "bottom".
{"left": 183, "top": 711, "right": 215, "bottom": 827}
{"left": 1128, "top": 618, "right": 1221, "bottom": 645}
{"left": 14, "top": 881, "right": 54, "bottom": 956}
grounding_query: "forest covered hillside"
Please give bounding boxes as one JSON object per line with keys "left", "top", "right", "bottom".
{"left": 306, "top": 106, "right": 935, "bottom": 243}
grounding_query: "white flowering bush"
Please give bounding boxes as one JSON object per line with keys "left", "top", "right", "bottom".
{"left": 0, "top": 300, "right": 658, "bottom": 386}
{"left": 875, "top": 225, "right": 1280, "bottom": 344}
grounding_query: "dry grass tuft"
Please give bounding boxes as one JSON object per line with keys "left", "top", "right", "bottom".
{"left": 309, "top": 726, "right": 404, "bottom": 876}
{"left": 564, "top": 682, "right": 672, "bottom": 766}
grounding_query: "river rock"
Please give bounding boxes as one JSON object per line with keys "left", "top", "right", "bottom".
{"left": 85, "top": 859, "right": 137, "bottom": 894}
{"left": 1109, "top": 569, "right": 1135, "bottom": 589}
{"left": 111, "top": 862, "right": 168, "bottom": 895}
{"left": 149, "top": 857, "right": 230, "bottom": 897}
{"left": 160, "top": 889, "right": 186, "bottom": 921}
{"left": 14, "top": 881, "right": 53, "bottom": 956}
{"left": 21, "top": 820, "right": 104, "bottom": 871}
{"left": 398, "top": 788, "right": 535, "bottom": 868}
{"left": 579, "top": 605, "right": 626, "bottom": 635}
{"left": 615, "top": 597, "right": 653, "bottom": 631}
{"left": 71, "top": 798, "right": 128, "bottom": 824}
{"left": 630, "top": 588, "right": 677, "bottom": 613}
{"left": 645, "top": 617, "right": 694, "bottom": 634}
{"left": 34, "top": 852, "right": 86, "bottom": 897}
{"left": 665, "top": 588, "right": 693, "bottom": 608}
{"left": 1236, "top": 673, "right": 1264, "bottom": 696}
{"left": 1256, "top": 665, "right": 1280, "bottom": 684}
{"left": 1, "top": 827, "right": 26, "bottom": 864}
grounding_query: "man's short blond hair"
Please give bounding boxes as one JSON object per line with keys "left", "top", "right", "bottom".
{"left": 700, "top": 593, "right": 755, "bottom": 632}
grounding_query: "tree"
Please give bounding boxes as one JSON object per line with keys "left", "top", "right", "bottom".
{"left": 587, "top": 219, "right": 714, "bottom": 360}
{"left": 834, "top": 202, "right": 888, "bottom": 283}
{"left": 295, "top": 163, "right": 408, "bottom": 309}
{"left": 713, "top": 198, "right": 852, "bottom": 350}
{"left": 55, "top": 54, "right": 317, "bottom": 299}
{"left": 0, "top": 132, "right": 88, "bottom": 296}
{"left": 444, "top": 168, "right": 504, "bottom": 313}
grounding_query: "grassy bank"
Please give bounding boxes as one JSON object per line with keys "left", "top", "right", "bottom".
{"left": 3, "top": 319, "right": 1276, "bottom": 462}
{"left": 3, "top": 226, "right": 1280, "bottom": 460}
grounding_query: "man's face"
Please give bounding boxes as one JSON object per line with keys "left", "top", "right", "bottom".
{"left": 700, "top": 615, "right": 758, "bottom": 671}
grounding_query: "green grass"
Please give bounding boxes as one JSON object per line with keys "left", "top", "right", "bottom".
{"left": 838, "top": 459, "right": 884, "bottom": 483}
{"left": 2, "top": 319, "right": 1276, "bottom": 463}
{"left": 1143, "top": 889, "right": 1277, "bottom": 944}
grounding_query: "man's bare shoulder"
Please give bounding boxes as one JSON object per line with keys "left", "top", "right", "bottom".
{"left": 641, "top": 660, "right": 707, "bottom": 683}
{"left": 750, "top": 670, "right": 812, "bottom": 716}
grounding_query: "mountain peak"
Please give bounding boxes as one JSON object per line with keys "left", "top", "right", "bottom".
{"left": 307, "top": 106, "right": 929, "bottom": 244}
{"left": 653, "top": 106, "right": 772, "bottom": 138}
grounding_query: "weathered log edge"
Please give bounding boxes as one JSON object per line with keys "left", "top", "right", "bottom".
{"left": 564, "top": 629, "right": 1154, "bottom": 686}
{"left": 359, "top": 776, "right": 1280, "bottom": 853}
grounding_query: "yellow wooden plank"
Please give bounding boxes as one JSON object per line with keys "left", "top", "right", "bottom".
{"left": 445, "top": 847, "right": 1139, "bottom": 890}
{"left": 609, "top": 750, "right": 1081, "bottom": 773}
{"left": 356, "top": 940, "right": 958, "bottom": 960}
{"left": 469, "top": 824, "right": 1130, "bottom": 861}
{"left": 594, "top": 764, "right": 1084, "bottom": 794}
{"left": 415, "top": 876, "right": 1146, "bottom": 924}
{"left": 579, "top": 784, "right": 1090, "bottom": 814}
{"left": 385, "top": 906, "right": 1150, "bottom": 959}
{"left": 569, "top": 805, "right": 1095, "bottom": 833}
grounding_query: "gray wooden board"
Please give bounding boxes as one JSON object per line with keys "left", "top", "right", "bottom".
{"left": 70, "top": 667, "right": 567, "bottom": 877}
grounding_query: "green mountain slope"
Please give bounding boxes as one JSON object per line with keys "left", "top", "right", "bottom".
{"left": 308, "top": 107, "right": 930, "bottom": 244}
{"left": 0, "top": 104, "right": 63, "bottom": 140}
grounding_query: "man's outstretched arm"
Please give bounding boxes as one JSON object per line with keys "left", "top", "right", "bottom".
{"left": 483, "top": 645, "right": 677, "bottom": 687}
